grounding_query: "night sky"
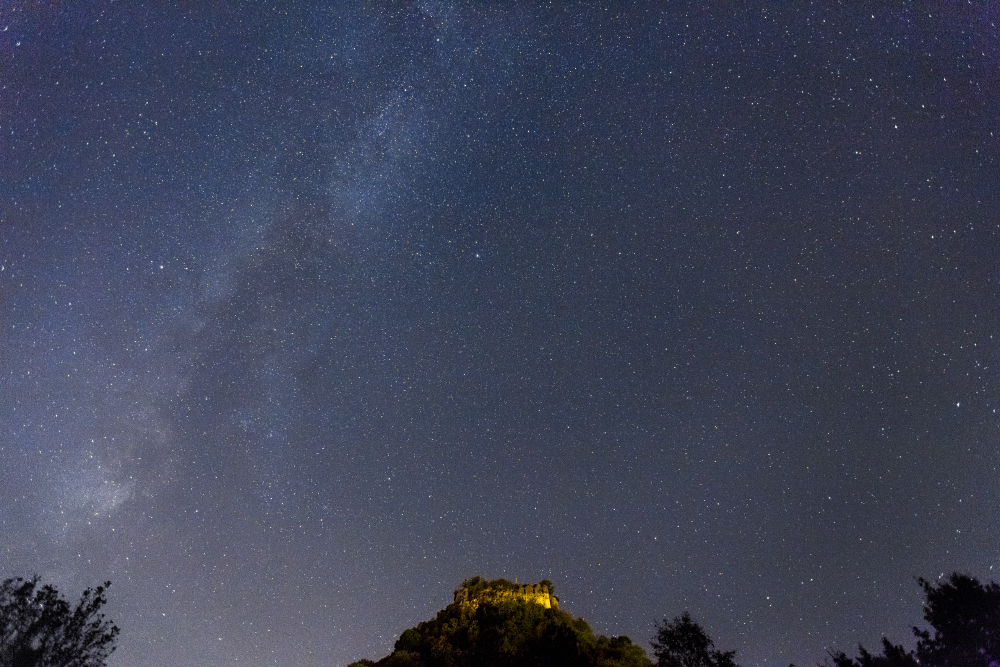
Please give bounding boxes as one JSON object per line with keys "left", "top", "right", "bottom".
{"left": 2, "top": 3, "right": 999, "bottom": 667}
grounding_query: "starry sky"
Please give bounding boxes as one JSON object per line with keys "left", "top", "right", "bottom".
{"left": 2, "top": 3, "right": 999, "bottom": 667}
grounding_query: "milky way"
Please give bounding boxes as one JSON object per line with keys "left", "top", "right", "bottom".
{"left": 2, "top": 4, "right": 999, "bottom": 667}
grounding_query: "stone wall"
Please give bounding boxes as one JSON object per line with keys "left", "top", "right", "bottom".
{"left": 453, "top": 581, "right": 560, "bottom": 611}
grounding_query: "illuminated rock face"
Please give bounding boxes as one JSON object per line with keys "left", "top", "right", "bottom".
{"left": 453, "top": 581, "right": 560, "bottom": 611}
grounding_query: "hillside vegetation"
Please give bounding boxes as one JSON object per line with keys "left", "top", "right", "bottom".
{"left": 348, "top": 577, "right": 651, "bottom": 667}
{"left": 349, "top": 572, "right": 1000, "bottom": 667}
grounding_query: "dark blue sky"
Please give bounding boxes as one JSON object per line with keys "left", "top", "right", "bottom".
{"left": 2, "top": 3, "right": 999, "bottom": 667}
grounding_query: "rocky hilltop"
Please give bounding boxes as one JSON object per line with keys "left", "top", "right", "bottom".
{"left": 452, "top": 577, "right": 559, "bottom": 611}
{"left": 347, "top": 576, "right": 650, "bottom": 667}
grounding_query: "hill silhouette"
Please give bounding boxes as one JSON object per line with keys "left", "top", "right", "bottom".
{"left": 348, "top": 576, "right": 652, "bottom": 667}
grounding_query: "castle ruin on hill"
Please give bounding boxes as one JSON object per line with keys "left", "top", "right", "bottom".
{"left": 452, "top": 578, "right": 560, "bottom": 611}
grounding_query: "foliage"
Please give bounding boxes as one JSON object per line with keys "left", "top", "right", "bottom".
{"left": 914, "top": 573, "right": 1000, "bottom": 667}
{"left": 651, "top": 612, "right": 738, "bottom": 667}
{"left": 826, "top": 639, "right": 918, "bottom": 667}
{"left": 354, "top": 571, "right": 1000, "bottom": 667}
{"left": 0, "top": 576, "right": 119, "bottom": 667}
{"left": 359, "top": 577, "right": 650, "bottom": 667}
{"left": 826, "top": 573, "right": 1000, "bottom": 667}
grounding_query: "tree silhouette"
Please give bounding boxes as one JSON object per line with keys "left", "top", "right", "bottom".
{"left": 826, "top": 638, "right": 918, "bottom": 667}
{"left": 915, "top": 573, "right": 1000, "bottom": 667}
{"left": 652, "top": 612, "right": 738, "bottom": 667}
{"left": 0, "top": 576, "right": 119, "bottom": 667}
{"left": 826, "top": 572, "right": 1000, "bottom": 667}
